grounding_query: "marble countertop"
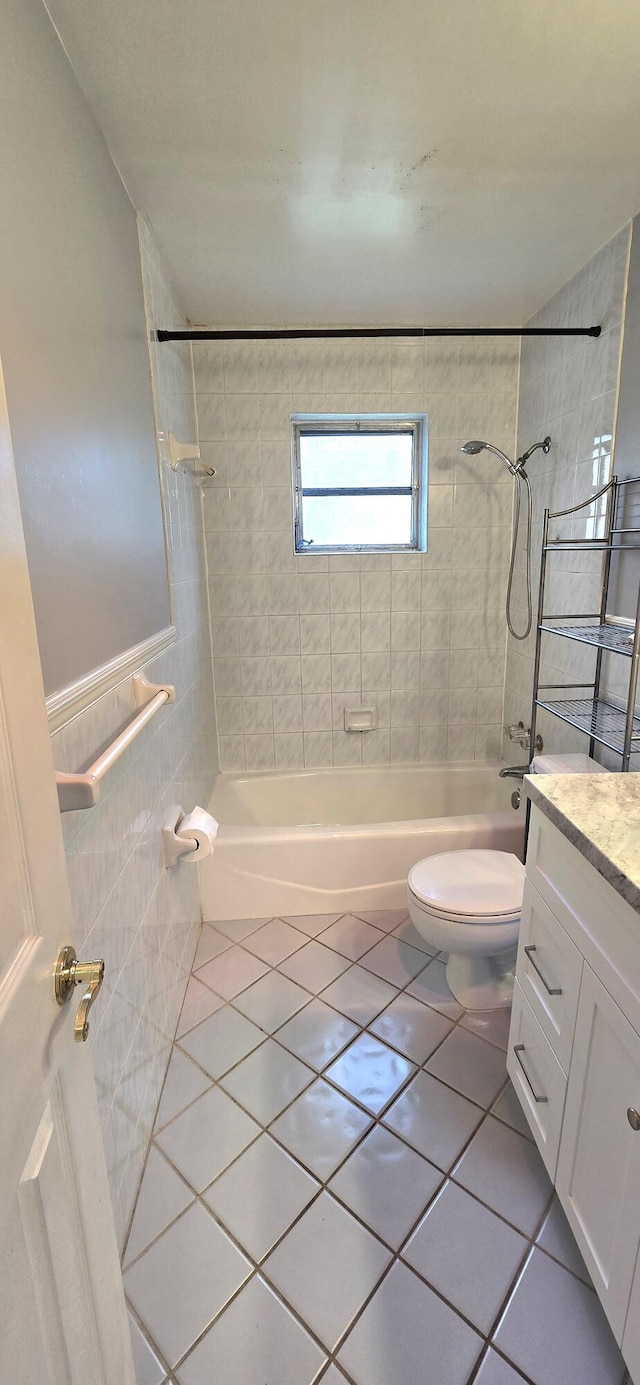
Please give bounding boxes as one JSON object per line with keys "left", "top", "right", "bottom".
{"left": 526, "top": 773, "right": 640, "bottom": 913}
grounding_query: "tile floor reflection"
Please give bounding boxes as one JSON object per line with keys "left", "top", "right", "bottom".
{"left": 123, "top": 910, "right": 628, "bottom": 1385}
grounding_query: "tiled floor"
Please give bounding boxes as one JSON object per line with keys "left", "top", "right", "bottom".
{"left": 123, "top": 910, "right": 629, "bottom": 1385}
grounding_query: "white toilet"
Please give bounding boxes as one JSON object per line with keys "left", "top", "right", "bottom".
{"left": 407, "top": 753, "right": 609, "bottom": 1010}
{"left": 408, "top": 849, "right": 524, "bottom": 1010}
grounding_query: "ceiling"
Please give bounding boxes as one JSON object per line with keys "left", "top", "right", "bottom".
{"left": 46, "top": 0, "right": 640, "bottom": 327}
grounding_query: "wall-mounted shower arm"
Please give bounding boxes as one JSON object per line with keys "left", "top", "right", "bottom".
{"left": 156, "top": 326, "right": 601, "bottom": 343}
{"left": 516, "top": 435, "right": 552, "bottom": 474}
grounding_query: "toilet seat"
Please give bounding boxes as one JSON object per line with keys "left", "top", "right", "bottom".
{"left": 408, "top": 849, "right": 524, "bottom": 925}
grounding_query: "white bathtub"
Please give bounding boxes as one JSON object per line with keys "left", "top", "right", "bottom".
{"left": 200, "top": 762, "right": 525, "bottom": 921}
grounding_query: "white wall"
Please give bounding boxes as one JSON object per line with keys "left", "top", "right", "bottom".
{"left": 47, "top": 230, "right": 217, "bottom": 1250}
{"left": 503, "top": 226, "right": 630, "bottom": 765}
{"left": 0, "top": 0, "right": 170, "bottom": 696}
{"left": 196, "top": 336, "right": 519, "bottom": 770}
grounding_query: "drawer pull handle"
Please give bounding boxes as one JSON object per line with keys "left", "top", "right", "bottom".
{"left": 514, "top": 1044, "right": 549, "bottom": 1103}
{"left": 524, "top": 945, "right": 562, "bottom": 996}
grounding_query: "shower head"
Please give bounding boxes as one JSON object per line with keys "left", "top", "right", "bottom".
{"left": 460, "top": 439, "right": 517, "bottom": 476}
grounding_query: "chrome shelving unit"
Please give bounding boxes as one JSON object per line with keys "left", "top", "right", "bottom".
{"left": 529, "top": 475, "right": 640, "bottom": 772}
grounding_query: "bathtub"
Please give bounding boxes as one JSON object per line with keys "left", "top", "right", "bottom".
{"left": 200, "top": 762, "right": 525, "bottom": 921}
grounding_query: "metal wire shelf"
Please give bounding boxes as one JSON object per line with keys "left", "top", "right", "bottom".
{"left": 529, "top": 475, "right": 640, "bottom": 772}
{"left": 534, "top": 695, "right": 640, "bottom": 756}
{"left": 539, "top": 622, "right": 637, "bottom": 656}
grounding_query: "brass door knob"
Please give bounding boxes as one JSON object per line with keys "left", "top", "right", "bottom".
{"left": 54, "top": 946, "right": 105, "bottom": 1042}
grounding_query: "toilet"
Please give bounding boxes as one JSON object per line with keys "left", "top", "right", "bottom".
{"left": 408, "top": 849, "right": 524, "bottom": 1010}
{"left": 407, "top": 752, "right": 609, "bottom": 1010}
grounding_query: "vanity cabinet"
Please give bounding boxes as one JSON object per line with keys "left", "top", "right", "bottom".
{"left": 556, "top": 964, "right": 640, "bottom": 1340}
{"left": 510, "top": 805, "right": 640, "bottom": 1382}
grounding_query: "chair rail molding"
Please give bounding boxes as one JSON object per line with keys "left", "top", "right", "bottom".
{"left": 45, "top": 625, "right": 177, "bottom": 733}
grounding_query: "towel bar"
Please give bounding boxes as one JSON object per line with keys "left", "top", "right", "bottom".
{"left": 55, "top": 674, "right": 175, "bottom": 812}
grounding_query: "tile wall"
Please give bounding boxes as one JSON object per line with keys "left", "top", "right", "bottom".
{"left": 195, "top": 337, "right": 519, "bottom": 770}
{"left": 503, "top": 226, "right": 631, "bottom": 766}
{"left": 51, "top": 219, "right": 218, "bottom": 1250}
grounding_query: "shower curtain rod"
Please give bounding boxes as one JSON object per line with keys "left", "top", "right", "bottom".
{"left": 157, "top": 325, "right": 601, "bottom": 342}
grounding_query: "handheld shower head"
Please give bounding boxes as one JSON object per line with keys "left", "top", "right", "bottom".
{"left": 459, "top": 434, "right": 552, "bottom": 642}
{"left": 460, "top": 440, "right": 517, "bottom": 476}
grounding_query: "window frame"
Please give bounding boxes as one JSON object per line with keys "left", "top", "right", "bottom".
{"left": 291, "top": 413, "right": 428, "bottom": 555}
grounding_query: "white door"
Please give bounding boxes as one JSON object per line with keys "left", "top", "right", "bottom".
{"left": 0, "top": 362, "right": 135, "bottom": 1385}
{"left": 556, "top": 962, "right": 640, "bottom": 1342}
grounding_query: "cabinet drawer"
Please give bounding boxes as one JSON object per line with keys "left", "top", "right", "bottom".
{"left": 526, "top": 808, "right": 640, "bottom": 1030}
{"left": 507, "top": 980, "right": 567, "bottom": 1178}
{"left": 517, "top": 880, "right": 583, "bottom": 1072}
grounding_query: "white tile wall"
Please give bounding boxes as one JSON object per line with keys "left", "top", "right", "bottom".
{"left": 196, "top": 337, "right": 519, "bottom": 768}
{"left": 503, "top": 226, "right": 631, "bottom": 765}
{"left": 51, "top": 219, "right": 218, "bottom": 1250}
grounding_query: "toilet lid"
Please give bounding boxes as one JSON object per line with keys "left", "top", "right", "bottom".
{"left": 408, "top": 850, "right": 525, "bottom": 918}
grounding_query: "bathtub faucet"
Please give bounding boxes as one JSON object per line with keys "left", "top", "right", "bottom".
{"left": 499, "top": 764, "right": 530, "bottom": 782}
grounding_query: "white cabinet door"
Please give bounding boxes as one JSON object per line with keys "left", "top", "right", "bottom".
{"left": 556, "top": 963, "right": 640, "bottom": 1342}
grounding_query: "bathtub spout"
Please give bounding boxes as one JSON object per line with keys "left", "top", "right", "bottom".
{"left": 499, "top": 765, "right": 529, "bottom": 781}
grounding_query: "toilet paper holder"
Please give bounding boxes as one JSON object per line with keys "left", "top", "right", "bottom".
{"left": 163, "top": 805, "right": 200, "bottom": 868}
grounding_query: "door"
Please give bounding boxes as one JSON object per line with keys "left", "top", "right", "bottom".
{"left": 0, "top": 362, "right": 135, "bottom": 1385}
{"left": 556, "top": 962, "right": 640, "bottom": 1342}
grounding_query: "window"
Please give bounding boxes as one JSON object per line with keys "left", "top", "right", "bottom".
{"left": 292, "top": 415, "right": 427, "bottom": 554}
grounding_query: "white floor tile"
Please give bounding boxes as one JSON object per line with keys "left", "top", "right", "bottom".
{"left": 328, "top": 1125, "right": 443, "bottom": 1248}
{"left": 369, "top": 991, "right": 453, "bottom": 1064}
{"left": 338, "top": 1261, "right": 483, "bottom": 1385}
{"left": 384, "top": 1071, "right": 483, "bottom": 1170}
{"left": 352, "top": 909, "right": 409, "bottom": 932}
{"left": 325, "top": 1033, "right": 414, "bottom": 1114}
{"left": 281, "top": 912, "right": 343, "bottom": 937}
{"left": 176, "top": 975, "right": 224, "bottom": 1039}
{"left": 406, "top": 958, "right": 464, "bottom": 1018}
{"left": 403, "top": 1180, "right": 527, "bottom": 1333}
{"left": 536, "top": 1197, "right": 590, "bottom": 1283}
{"left": 124, "top": 1147, "right": 193, "bottom": 1266}
{"left": 204, "top": 1134, "right": 320, "bottom": 1260}
{"left": 232, "top": 970, "right": 310, "bottom": 1031}
{"left": 154, "top": 1048, "right": 211, "bottom": 1129}
{"left": 195, "top": 945, "right": 269, "bottom": 999}
{"left": 460, "top": 1006, "right": 512, "bottom": 1052}
{"left": 321, "top": 965, "right": 398, "bottom": 1026}
{"left": 425, "top": 1026, "right": 508, "bottom": 1108}
{"left": 155, "top": 1086, "right": 260, "bottom": 1191}
{"left": 319, "top": 915, "right": 385, "bottom": 961}
{"left": 128, "top": 1313, "right": 166, "bottom": 1385}
{"left": 220, "top": 1038, "right": 314, "bottom": 1124}
{"left": 176, "top": 1276, "right": 326, "bottom": 1385}
{"left": 278, "top": 940, "right": 352, "bottom": 992}
{"left": 360, "top": 936, "right": 429, "bottom": 988}
{"left": 474, "top": 1349, "right": 529, "bottom": 1384}
{"left": 270, "top": 1078, "right": 372, "bottom": 1178}
{"left": 276, "top": 997, "right": 359, "bottom": 1070}
{"left": 263, "top": 1193, "right": 391, "bottom": 1351}
{"left": 491, "top": 1081, "right": 534, "bottom": 1142}
{"left": 244, "top": 917, "right": 308, "bottom": 965}
{"left": 178, "top": 1005, "right": 265, "bottom": 1079}
{"left": 493, "top": 1248, "right": 626, "bottom": 1385}
{"left": 192, "top": 925, "right": 232, "bottom": 970}
{"left": 453, "top": 1115, "right": 552, "bottom": 1236}
{"left": 124, "top": 1203, "right": 251, "bottom": 1367}
{"left": 215, "top": 915, "right": 273, "bottom": 941}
